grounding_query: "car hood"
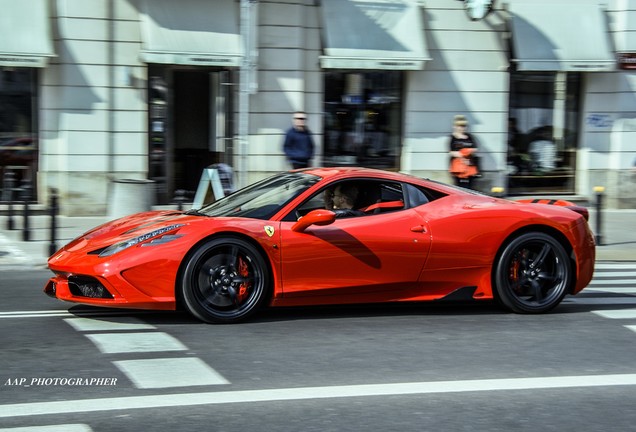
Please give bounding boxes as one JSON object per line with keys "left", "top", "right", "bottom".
{"left": 62, "top": 210, "right": 203, "bottom": 252}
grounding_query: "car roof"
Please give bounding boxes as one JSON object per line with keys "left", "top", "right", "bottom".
{"left": 302, "top": 167, "right": 411, "bottom": 181}
{"left": 300, "top": 167, "right": 461, "bottom": 194}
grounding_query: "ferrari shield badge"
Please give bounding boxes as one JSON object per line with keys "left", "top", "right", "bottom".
{"left": 264, "top": 225, "right": 275, "bottom": 237}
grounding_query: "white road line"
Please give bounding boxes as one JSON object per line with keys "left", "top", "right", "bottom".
{"left": 592, "top": 309, "right": 636, "bottom": 319}
{"left": 0, "top": 425, "right": 93, "bottom": 432}
{"left": 0, "top": 313, "right": 72, "bottom": 319}
{"left": 1, "top": 374, "right": 636, "bottom": 419}
{"left": 0, "top": 310, "right": 68, "bottom": 315}
{"left": 113, "top": 358, "right": 230, "bottom": 389}
{"left": 0, "top": 310, "right": 155, "bottom": 319}
{"left": 0, "top": 311, "right": 72, "bottom": 319}
{"left": 85, "top": 332, "right": 187, "bottom": 354}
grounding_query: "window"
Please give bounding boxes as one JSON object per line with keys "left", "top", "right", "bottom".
{"left": 0, "top": 67, "right": 37, "bottom": 201}
{"left": 323, "top": 72, "right": 403, "bottom": 170}
{"left": 288, "top": 179, "right": 405, "bottom": 221}
{"left": 507, "top": 71, "right": 581, "bottom": 194}
{"left": 199, "top": 172, "right": 320, "bottom": 220}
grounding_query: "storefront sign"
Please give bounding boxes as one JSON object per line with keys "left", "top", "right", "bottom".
{"left": 586, "top": 114, "right": 614, "bottom": 129}
{"left": 617, "top": 53, "right": 636, "bottom": 70}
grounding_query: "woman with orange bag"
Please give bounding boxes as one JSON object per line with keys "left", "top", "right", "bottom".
{"left": 449, "top": 115, "right": 480, "bottom": 190}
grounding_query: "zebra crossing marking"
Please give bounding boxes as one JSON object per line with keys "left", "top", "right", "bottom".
{"left": 591, "top": 309, "right": 636, "bottom": 319}
{"left": 113, "top": 357, "right": 230, "bottom": 389}
{"left": 85, "top": 332, "right": 188, "bottom": 354}
{"left": 589, "top": 265, "right": 636, "bottom": 335}
{"left": 586, "top": 288, "right": 636, "bottom": 294}
{"left": 626, "top": 325, "right": 636, "bottom": 334}
{"left": 64, "top": 317, "right": 156, "bottom": 332}
{"left": 588, "top": 262, "right": 636, "bottom": 291}
{"left": 63, "top": 316, "right": 230, "bottom": 389}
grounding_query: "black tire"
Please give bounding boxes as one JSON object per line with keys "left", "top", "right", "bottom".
{"left": 494, "top": 232, "right": 572, "bottom": 313}
{"left": 180, "top": 237, "right": 270, "bottom": 323}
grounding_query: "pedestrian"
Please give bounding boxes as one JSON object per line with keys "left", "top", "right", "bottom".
{"left": 283, "top": 111, "right": 315, "bottom": 169}
{"left": 449, "top": 114, "right": 480, "bottom": 189}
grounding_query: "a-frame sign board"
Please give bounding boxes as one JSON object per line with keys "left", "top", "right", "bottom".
{"left": 192, "top": 167, "right": 225, "bottom": 209}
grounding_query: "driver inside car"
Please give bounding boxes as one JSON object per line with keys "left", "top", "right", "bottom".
{"left": 324, "top": 183, "right": 365, "bottom": 218}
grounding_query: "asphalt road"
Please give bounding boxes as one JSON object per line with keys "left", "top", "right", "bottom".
{"left": 1, "top": 266, "right": 636, "bottom": 431}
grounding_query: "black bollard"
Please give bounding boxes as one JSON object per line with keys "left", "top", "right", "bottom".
{"left": 21, "top": 180, "right": 32, "bottom": 242}
{"left": 49, "top": 188, "right": 59, "bottom": 257}
{"left": 4, "top": 171, "right": 16, "bottom": 230}
{"left": 593, "top": 186, "right": 604, "bottom": 246}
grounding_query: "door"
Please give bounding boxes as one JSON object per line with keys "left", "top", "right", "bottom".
{"left": 279, "top": 209, "right": 431, "bottom": 301}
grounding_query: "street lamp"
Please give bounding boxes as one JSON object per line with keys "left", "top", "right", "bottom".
{"left": 463, "top": 0, "right": 495, "bottom": 21}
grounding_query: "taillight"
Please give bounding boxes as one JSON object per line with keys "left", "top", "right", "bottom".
{"left": 568, "top": 206, "right": 589, "bottom": 221}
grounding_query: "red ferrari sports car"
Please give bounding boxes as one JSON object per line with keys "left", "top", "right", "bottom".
{"left": 44, "top": 167, "right": 595, "bottom": 323}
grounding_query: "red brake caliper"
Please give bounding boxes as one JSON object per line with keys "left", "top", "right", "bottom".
{"left": 510, "top": 255, "right": 520, "bottom": 282}
{"left": 237, "top": 257, "right": 250, "bottom": 302}
{"left": 509, "top": 250, "right": 526, "bottom": 293}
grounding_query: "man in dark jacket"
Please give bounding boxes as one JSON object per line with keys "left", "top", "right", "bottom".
{"left": 283, "top": 111, "right": 314, "bottom": 169}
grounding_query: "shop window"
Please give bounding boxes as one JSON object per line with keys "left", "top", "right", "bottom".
{"left": 507, "top": 71, "right": 581, "bottom": 194}
{"left": 0, "top": 67, "right": 38, "bottom": 201}
{"left": 323, "top": 72, "right": 403, "bottom": 170}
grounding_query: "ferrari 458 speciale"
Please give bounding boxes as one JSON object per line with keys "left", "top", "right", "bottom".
{"left": 44, "top": 168, "right": 595, "bottom": 323}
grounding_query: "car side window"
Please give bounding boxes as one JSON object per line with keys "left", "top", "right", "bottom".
{"left": 358, "top": 182, "right": 405, "bottom": 214}
{"left": 283, "top": 180, "right": 409, "bottom": 222}
{"left": 404, "top": 183, "right": 430, "bottom": 207}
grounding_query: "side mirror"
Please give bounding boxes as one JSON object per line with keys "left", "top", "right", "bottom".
{"left": 292, "top": 209, "right": 336, "bottom": 232}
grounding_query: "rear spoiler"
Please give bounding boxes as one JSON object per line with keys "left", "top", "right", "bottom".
{"left": 516, "top": 199, "right": 589, "bottom": 221}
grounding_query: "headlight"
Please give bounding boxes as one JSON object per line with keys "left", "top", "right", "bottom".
{"left": 98, "top": 224, "right": 184, "bottom": 257}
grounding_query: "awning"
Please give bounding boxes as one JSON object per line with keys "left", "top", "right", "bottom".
{"left": 139, "top": 0, "right": 243, "bottom": 67}
{"left": 0, "top": 0, "right": 55, "bottom": 67}
{"left": 320, "top": 0, "right": 430, "bottom": 70}
{"left": 508, "top": 0, "right": 614, "bottom": 72}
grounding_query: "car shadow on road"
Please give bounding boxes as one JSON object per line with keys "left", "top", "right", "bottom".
{"left": 66, "top": 293, "right": 635, "bottom": 325}
{"left": 67, "top": 301, "right": 507, "bottom": 325}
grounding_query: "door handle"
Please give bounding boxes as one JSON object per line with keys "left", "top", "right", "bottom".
{"left": 410, "top": 225, "right": 426, "bottom": 233}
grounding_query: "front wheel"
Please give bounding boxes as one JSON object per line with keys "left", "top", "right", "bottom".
{"left": 180, "top": 237, "right": 270, "bottom": 323}
{"left": 494, "top": 232, "right": 572, "bottom": 313}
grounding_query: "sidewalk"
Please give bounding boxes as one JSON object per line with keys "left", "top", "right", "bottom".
{"left": 0, "top": 215, "right": 109, "bottom": 268}
{"left": 0, "top": 209, "right": 635, "bottom": 269}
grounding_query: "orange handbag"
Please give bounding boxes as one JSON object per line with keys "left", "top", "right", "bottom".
{"left": 450, "top": 149, "right": 478, "bottom": 178}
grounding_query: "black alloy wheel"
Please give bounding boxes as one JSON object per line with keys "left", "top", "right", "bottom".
{"left": 181, "top": 237, "right": 270, "bottom": 323}
{"left": 494, "top": 232, "right": 572, "bottom": 313}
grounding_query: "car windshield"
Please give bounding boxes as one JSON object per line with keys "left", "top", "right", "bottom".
{"left": 196, "top": 172, "right": 321, "bottom": 219}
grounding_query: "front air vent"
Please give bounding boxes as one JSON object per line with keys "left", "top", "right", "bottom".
{"left": 68, "top": 276, "right": 113, "bottom": 299}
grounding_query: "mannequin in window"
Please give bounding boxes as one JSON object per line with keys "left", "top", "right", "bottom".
{"left": 528, "top": 126, "right": 556, "bottom": 173}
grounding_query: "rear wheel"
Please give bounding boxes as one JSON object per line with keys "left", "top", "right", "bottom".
{"left": 181, "top": 237, "right": 270, "bottom": 323}
{"left": 494, "top": 232, "right": 572, "bottom": 313}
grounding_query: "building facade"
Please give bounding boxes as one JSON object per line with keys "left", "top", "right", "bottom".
{"left": 1, "top": 0, "right": 635, "bottom": 215}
